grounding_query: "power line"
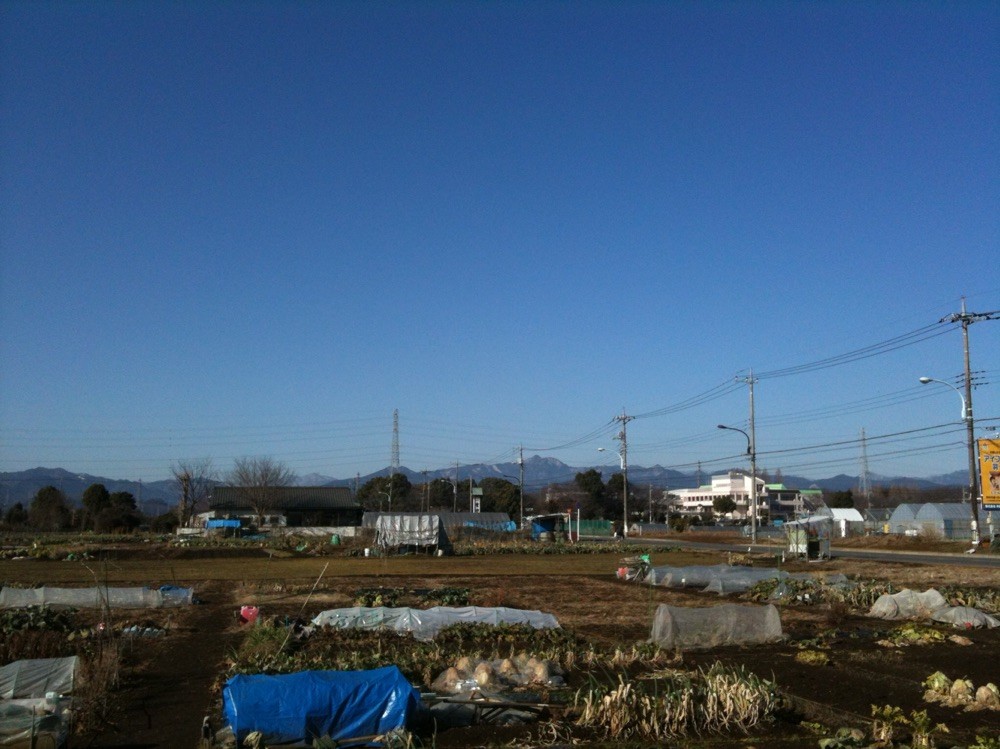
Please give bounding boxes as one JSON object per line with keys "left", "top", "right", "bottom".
{"left": 755, "top": 323, "right": 952, "bottom": 380}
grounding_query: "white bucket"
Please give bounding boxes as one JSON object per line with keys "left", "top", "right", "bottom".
{"left": 364, "top": 548, "right": 370, "bottom": 557}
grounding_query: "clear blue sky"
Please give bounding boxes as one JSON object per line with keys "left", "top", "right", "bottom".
{"left": 1, "top": 1, "right": 997, "bottom": 484}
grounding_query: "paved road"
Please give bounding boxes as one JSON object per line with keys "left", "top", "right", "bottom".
{"left": 595, "top": 535, "right": 1000, "bottom": 568}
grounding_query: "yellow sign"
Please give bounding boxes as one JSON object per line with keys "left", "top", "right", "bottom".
{"left": 980, "top": 439, "right": 1000, "bottom": 509}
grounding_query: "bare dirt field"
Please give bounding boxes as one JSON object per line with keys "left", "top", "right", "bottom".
{"left": 1, "top": 542, "right": 998, "bottom": 748}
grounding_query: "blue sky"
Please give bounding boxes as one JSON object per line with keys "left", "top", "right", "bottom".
{"left": 1, "top": 1, "right": 998, "bottom": 485}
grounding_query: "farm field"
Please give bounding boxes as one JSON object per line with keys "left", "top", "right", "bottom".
{"left": 1, "top": 541, "right": 999, "bottom": 748}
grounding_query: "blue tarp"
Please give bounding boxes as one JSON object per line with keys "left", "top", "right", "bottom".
{"left": 463, "top": 520, "right": 517, "bottom": 532}
{"left": 206, "top": 519, "right": 241, "bottom": 529}
{"left": 223, "top": 666, "right": 420, "bottom": 744}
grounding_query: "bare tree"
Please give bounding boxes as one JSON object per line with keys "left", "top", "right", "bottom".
{"left": 228, "top": 456, "right": 296, "bottom": 527}
{"left": 171, "top": 458, "right": 216, "bottom": 527}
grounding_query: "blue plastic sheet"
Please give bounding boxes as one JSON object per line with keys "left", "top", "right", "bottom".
{"left": 223, "top": 666, "right": 420, "bottom": 744}
{"left": 206, "top": 519, "right": 241, "bottom": 529}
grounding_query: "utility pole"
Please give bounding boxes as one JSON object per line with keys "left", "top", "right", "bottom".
{"left": 421, "top": 469, "right": 428, "bottom": 512}
{"left": 452, "top": 461, "right": 459, "bottom": 513}
{"left": 613, "top": 409, "right": 634, "bottom": 537}
{"left": 940, "top": 299, "right": 999, "bottom": 547}
{"left": 736, "top": 371, "right": 759, "bottom": 545}
{"left": 518, "top": 445, "right": 525, "bottom": 529}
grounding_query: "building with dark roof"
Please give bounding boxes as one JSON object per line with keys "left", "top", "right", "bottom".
{"left": 208, "top": 486, "right": 362, "bottom": 527}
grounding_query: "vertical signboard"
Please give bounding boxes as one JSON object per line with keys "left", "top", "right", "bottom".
{"left": 980, "top": 439, "right": 1000, "bottom": 509}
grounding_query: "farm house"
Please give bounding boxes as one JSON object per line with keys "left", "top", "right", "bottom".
{"left": 208, "top": 486, "right": 363, "bottom": 528}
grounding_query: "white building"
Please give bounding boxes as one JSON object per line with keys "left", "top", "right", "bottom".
{"left": 666, "top": 471, "right": 767, "bottom": 520}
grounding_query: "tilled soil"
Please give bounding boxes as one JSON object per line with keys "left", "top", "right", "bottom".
{"left": 4, "top": 547, "right": 998, "bottom": 748}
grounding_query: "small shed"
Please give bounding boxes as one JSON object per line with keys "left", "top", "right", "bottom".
{"left": 783, "top": 515, "right": 832, "bottom": 560}
{"left": 527, "top": 513, "right": 569, "bottom": 541}
{"left": 914, "top": 503, "right": 973, "bottom": 540}
{"left": 374, "top": 514, "right": 450, "bottom": 553}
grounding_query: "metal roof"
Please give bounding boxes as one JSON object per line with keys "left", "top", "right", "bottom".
{"left": 209, "top": 485, "right": 359, "bottom": 511}
{"left": 888, "top": 503, "right": 921, "bottom": 521}
{"left": 914, "top": 502, "right": 973, "bottom": 521}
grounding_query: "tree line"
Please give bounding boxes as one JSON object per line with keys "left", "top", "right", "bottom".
{"left": 2, "top": 454, "right": 963, "bottom": 534}
{"left": 2, "top": 483, "right": 161, "bottom": 533}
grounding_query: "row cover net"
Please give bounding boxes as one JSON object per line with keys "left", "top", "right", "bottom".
{"left": 650, "top": 603, "right": 784, "bottom": 650}
{"left": 0, "top": 585, "right": 193, "bottom": 609}
{"left": 311, "top": 606, "right": 560, "bottom": 641}
{"left": 645, "top": 564, "right": 846, "bottom": 596}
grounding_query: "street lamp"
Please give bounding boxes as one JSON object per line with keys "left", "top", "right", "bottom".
{"left": 919, "top": 376, "right": 980, "bottom": 548}
{"left": 918, "top": 377, "right": 967, "bottom": 419}
{"left": 598, "top": 446, "right": 628, "bottom": 537}
{"left": 718, "top": 424, "right": 758, "bottom": 545}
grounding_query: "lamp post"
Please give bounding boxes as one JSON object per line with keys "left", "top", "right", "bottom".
{"left": 718, "top": 424, "right": 757, "bottom": 545}
{"left": 919, "top": 376, "right": 980, "bottom": 548}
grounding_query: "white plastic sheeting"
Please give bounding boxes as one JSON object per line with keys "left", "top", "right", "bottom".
{"left": 930, "top": 606, "right": 1000, "bottom": 629}
{"left": 650, "top": 603, "right": 784, "bottom": 650}
{"left": 0, "top": 657, "right": 77, "bottom": 700}
{"left": 374, "top": 514, "right": 449, "bottom": 550}
{"left": 311, "top": 606, "right": 560, "bottom": 641}
{"left": 647, "top": 565, "right": 777, "bottom": 595}
{"left": 646, "top": 564, "right": 732, "bottom": 588}
{"left": 645, "top": 564, "right": 847, "bottom": 596}
{"left": 0, "top": 699, "right": 70, "bottom": 748}
{"left": 869, "top": 588, "right": 999, "bottom": 629}
{"left": 0, "top": 585, "right": 192, "bottom": 609}
{"left": 0, "top": 658, "right": 76, "bottom": 748}
{"left": 868, "top": 589, "right": 948, "bottom": 620}
{"left": 702, "top": 569, "right": 792, "bottom": 596}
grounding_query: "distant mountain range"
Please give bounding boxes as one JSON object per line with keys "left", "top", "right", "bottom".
{"left": 0, "top": 460, "right": 967, "bottom": 511}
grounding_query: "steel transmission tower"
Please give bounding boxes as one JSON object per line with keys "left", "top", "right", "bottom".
{"left": 858, "top": 428, "right": 872, "bottom": 513}
{"left": 388, "top": 409, "right": 400, "bottom": 511}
